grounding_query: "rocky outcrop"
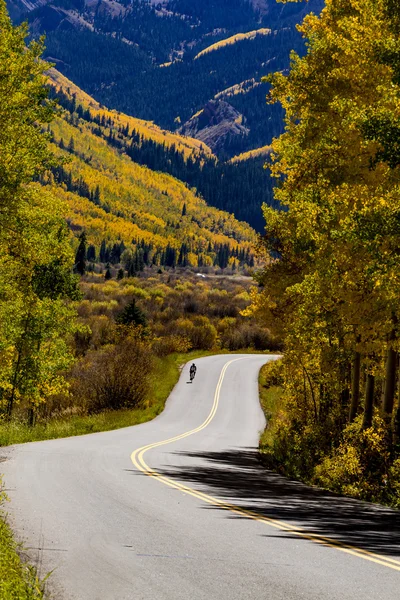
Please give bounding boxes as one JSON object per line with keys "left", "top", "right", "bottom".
{"left": 179, "top": 100, "right": 249, "bottom": 155}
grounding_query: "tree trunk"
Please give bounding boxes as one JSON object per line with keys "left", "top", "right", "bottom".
{"left": 349, "top": 351, "right": 361, "bottom": 422}
{"left": 28, "top": 407, "right": 35, "bottom": 428}
{"left": 363, "top": 373, "right": 375, "bottom": 430}
{"left": 383, "top": 346, "right": 397, "bottom": 417}
{"left": 394, "top": 359, "right": 400, "bottom": 444}
{"left": 7, "top": 348, "right": 23, "bottom": 418}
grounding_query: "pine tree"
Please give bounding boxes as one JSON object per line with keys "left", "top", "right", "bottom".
{"left": 117, "top": 299, "right": 147, "bottom": 328}
{"left": 87, "top": 244, "right": 96, "bottom": 262}
{"left": 104, "top": 263, "right": 112, "bottom": 280}
{"left": 100, "top": 239, "right": 107, "bottom": 263}
{"left": 75, "top": 231, "right": 87, "bottom": 275}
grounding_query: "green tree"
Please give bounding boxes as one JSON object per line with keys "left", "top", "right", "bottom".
{"left": 104, "top": 264, "right": 112, "bottom": 280}
{"left": 0, "top": 0, "right": 54, "bottom": 220}
{"left": 75, "top": 231, "right": 87, "bottom": 276}
{"left": 116, "top": 299, "right": 147, "bottom": 328}
{"left": 0, "top": 0, "right": 78, "bottom": 421}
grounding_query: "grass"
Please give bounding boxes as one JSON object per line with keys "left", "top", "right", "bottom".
{"left": 258, "top": 362, "right": 284, "bottom": 453}
{"left": 0, "top": 350, "right": 222, "bottom": 448}
{"left": 0, "top": 489, "right": 45, "bottom": 600}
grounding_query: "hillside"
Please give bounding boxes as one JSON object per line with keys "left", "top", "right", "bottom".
{"left": 49, "top": 69, "right": 214, "bottom": 161}
{"left": 44, "top": 72, "right": 257, "bottom": 270}
{"left": 9, "top": 0, "right": 324, "bottom": 157}
{"left": 48, "top": 71, "right": 277, "bottom": 232}
{"left": 194, "top": 28, "right": 271, "bottom": 60}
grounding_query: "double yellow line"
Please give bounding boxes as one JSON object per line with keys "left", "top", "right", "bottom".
{"left": 131, "top": 358, "right": 400, "bottom": 573}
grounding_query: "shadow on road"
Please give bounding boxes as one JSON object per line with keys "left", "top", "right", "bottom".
{"left": 153, "top": 449, "right": 400, "bottom": 558}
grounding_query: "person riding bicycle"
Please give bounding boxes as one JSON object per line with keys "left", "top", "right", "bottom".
{"left": 189, "top": 363, "right": 197, "bottom": 382}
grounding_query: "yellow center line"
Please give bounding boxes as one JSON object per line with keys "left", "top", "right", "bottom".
{"left": 131, "top": 358, "right": 400, "bottom": 573}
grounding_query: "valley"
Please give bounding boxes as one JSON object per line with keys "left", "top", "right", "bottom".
{"left": 8, "top": 0, "right": 324, "bottom": 157}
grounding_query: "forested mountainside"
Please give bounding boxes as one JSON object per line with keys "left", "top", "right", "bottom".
{"left": 44, "top": 70, "right": 257, "bottom": 271}
{"left": 49, "top": 70, "right": 277, "bottom": 231}
{"left": 8, "top": 0, "right": 324, "bottom": 158}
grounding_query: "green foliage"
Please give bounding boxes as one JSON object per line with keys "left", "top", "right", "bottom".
{"left": 116, "top": 300, "right": 147, "bottom": 328}
{"left": 0, "top": 0, "right": 53, "bottom": 212}
{"left": 74, "top": 230, "right": 87, "bottom": 276}
{"left": 0, "top": 1, "right": 78, "bottom": 423}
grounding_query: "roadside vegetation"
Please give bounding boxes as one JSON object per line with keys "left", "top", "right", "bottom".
{"left": 0, "top": 483, "right": 45, "bottom": 600}
{"left": 0, "top": 270, "right": 279, "bottom": 447}
{"left": 251, "top": 0, "right": 400, "bottom": 508}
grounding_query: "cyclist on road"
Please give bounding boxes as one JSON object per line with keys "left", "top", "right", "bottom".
{"left": 189, "top": 363, "right": 197, "bottom": 382}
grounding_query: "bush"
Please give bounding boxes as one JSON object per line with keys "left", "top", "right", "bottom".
{"left": 152, "top": 335, "right": 192, "bottom": 357}
{"left": 313, "top": 415, "right": 392, "bottom": 502}
{"left": 260, "top": 359, "right": 284, "bottom": 388}
{"left": 71, "top": 335, "right": 153, "bottom": 413}
{"left": 221, "top": 323, "right": 274, "bottom": 351}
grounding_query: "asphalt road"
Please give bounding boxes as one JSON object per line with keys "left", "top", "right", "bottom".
{"left": 2, "top": 354, "right": 400, "bottom": 600}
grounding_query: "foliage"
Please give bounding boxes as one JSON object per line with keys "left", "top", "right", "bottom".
{"left": 0, "top": 0, "right": 78, "bottom": 424}
{"left": 116, "top": 300, "right": 147, "bottom": 328}
{"left": 70, "top": 331, "right": 153, "bottom": 413}
{"left": 195, "top": 28, "right": 272, "bottom": 60}
{"left": 251, "top": 0, "right": 400, "bottom": 505}
{"left": 314, "top": 416, "right": 393, "bottom": 502}
{"left": 38, "top": 77, "right": 260, "bottom": 261}
{"left": 0, "top": 479, "right": 46, "bottom": 599}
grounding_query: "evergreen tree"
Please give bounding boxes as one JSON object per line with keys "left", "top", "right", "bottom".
{"left": 87, "top": 244, "right": 96, "bottom": 262}
{"left": 100, "top": 239, "right": 107, "bottom": 262}
{"left": 116, "top": 299, "right": 147, "bottom": 328}
{"left": 75, "top": 231, "right": 87, "bottom": 275}
{"left": 105, "top": 263, "right": 112, "bottom": 280}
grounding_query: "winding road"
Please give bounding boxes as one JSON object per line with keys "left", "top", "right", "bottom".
{"left": 2, "top": 354, "right": 400, "bottom": 600}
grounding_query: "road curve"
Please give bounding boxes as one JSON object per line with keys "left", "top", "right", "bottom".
{"left": 2, "top": 354, "right": 400, "bottom": 600}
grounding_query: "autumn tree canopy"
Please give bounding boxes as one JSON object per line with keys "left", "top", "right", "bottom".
{"left": 250, "top": 0, "right": 400, "bottom": 503}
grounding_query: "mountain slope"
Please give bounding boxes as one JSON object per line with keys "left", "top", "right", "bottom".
{"left": 10, "top": 0, "right": 324, "bottom": 156}
{"left": 49, "top": 69, "right": 214, "bottom": 160}
{"left": 47, "top": 70, "right": 276, "bottom": 232}
{"left": 43, "top": 72, "right": 257, "bottom": 269}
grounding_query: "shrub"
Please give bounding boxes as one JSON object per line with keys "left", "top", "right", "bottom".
{"left": 152, "top": 335, "right": 192, "bottom": 357}
{"left": 261, "top": 359, "right": 284, "bottom": 388}
{"left": 71, "top": 335, "right": 153, "bottom": 413}
{"left": 314, "top": 415, "right": 392, "bottom": 502}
